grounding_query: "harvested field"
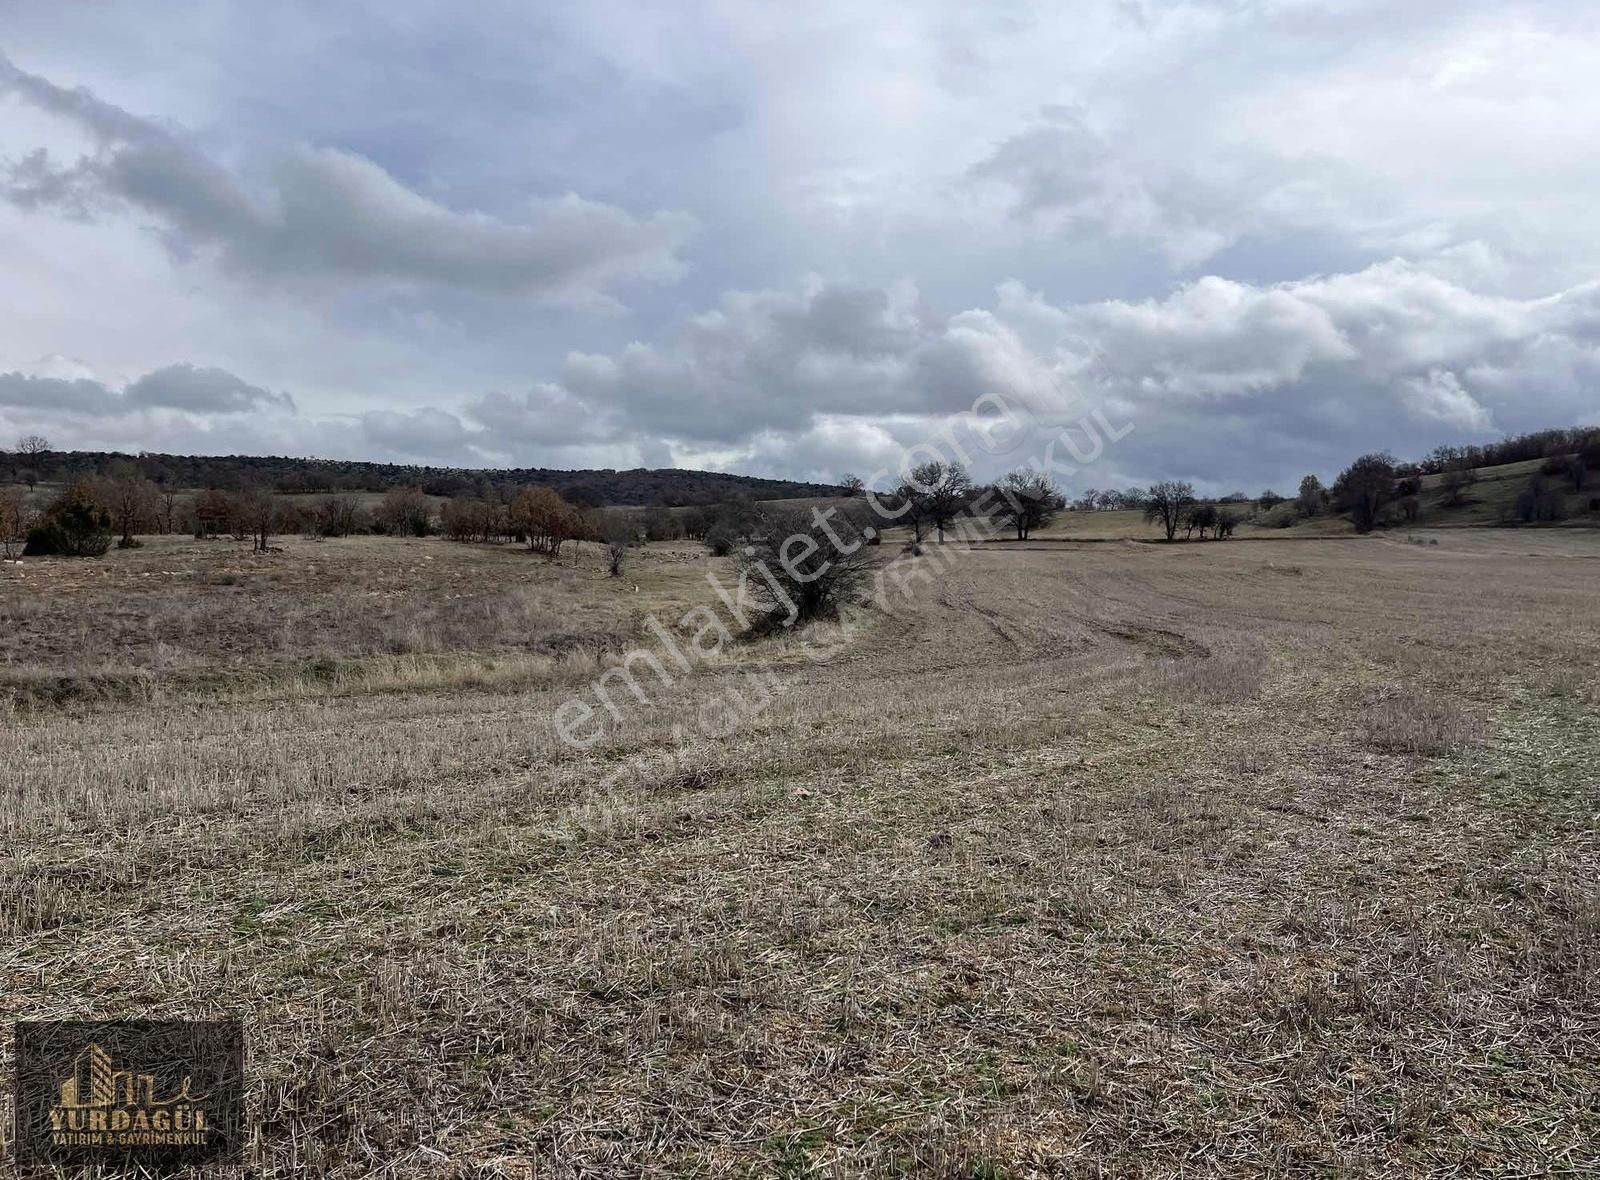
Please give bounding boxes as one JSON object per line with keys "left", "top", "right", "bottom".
{"left": 2, "top": 531, "right": 1597, "bottom": 1176}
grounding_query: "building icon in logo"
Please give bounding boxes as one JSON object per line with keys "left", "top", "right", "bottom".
{"left": 55, "top": 1042, "right": 196, "bottom": 1109}
{"left": 15, "top": 1019, "right": 243, "bottom": 1165}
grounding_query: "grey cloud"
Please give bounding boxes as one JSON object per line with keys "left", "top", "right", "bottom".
{"left": 466, "top": 384, "right": 620, "bottom": 447}
{"left": 0, "top": 371, "right": 122, "bottom": 415}
{"left": 0, "top": 363, "right": 293, "bottom": 419}
{"left": 968, "top": 111, "right": 1115, "bottom": 219}
{"left": 967, "top": 109, "right": 1237, "bottom": 268}
{"left": 125, "top": 364, "right": 294, "bottom": 413}
{"left": 474, "top": 262, "right": 1600, "bottom": 491}
{"left": 0, "top": 55, "right": 694, "bottom": 300}
{"left": 361, "top": 407, "right": 473, "bottom": 457}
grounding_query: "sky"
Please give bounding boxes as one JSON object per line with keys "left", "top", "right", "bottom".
{"left": 2, "top": 0, "right": 1599, "bottom": 496}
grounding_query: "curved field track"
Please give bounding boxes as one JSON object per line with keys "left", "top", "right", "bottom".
{"left": 3, "top": 531, "right": 1598, "bottom": 1176}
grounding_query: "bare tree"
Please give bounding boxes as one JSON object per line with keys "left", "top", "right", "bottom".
{"left": 315, "top": 493, "right": 363, "bottom": 538}
{"left": 100, "top": 463, "right": 159, "bottom": 548}
{"left": 380, "top": 486, "right": 432, "bottom": 536}
{"left": 442, "top": 497, "right": 484, "bottom": 542}
{"left": 192, "top": 488, "right": 233, "bottom": 538}
{"left": 1143, "top": 481, "right": 1196, "bottom": 542}
{"left": 14, "top": 435, "right": 49, "bottom": 490}
{"left": 0, "top": 485, "right": 35, "bottom": 559}
{"left": 1514, "top": 473, "right": 1566, "bottom": 523}
{"left": 1440, "top": 465, "right": 1477, "bottom": 507}
{"left": 640, "top": 505, "right": 679, "bottom": 542}
{"left": 840, "top": 473, "right": 865, "bottom": 497}
{"left": 990, "top": 470, "right": 1060, "bottom": 540}
{"left": 1183, "top": 502, "right": 1217, "bottom": 540}
{"left": 901, "top": 460, "right": 972, "bottom": 542}
{"left": 602, "top": 516, "right": 634, "bottom": 578}
{"left": 238, "top": 487, "right": 281, "bottom": 553}
{"left": 510, "top": 485, "right": 583, "bottom": 557}
{"left": 159, "top": 486, "right": 182, "bottom": 535}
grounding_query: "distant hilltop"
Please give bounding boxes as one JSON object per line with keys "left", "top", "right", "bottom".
{"left": 4, "top": 449, "right": 845, "bottom": 508}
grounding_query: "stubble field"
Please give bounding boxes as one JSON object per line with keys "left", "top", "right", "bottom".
{"left": 2, "top": 529, "right": 1597, "bottom": 1176}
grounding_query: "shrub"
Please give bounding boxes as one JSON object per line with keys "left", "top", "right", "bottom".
{"left": 736, "top": 508, "right": 873, "bottom": 629}
{"left": 380, "top": 487, "right": 433, "bottom": 536}
{"left": 23, "top": 481, "right": 113, "bottom": 557}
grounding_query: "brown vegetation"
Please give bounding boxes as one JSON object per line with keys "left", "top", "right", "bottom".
{"left": 2, "top": 527, "right": 1596, "bottom": 1174}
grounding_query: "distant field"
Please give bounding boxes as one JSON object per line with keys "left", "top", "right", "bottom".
{"left": 3, "top": 528, "right": 1597, "bottom": 1174}
{"left": 0, "top": 534, "right": 719, "bottom": 705}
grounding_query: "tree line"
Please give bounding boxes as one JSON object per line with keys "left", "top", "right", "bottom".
{"left": 5, "top": 422, "right": 1596, "bottom": 560}
{"left": 0, "top": 438, "right": 842, "bottom": 507}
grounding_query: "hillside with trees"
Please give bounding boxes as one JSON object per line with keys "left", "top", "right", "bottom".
{"left": 0, "top": 445, "right": 843, "bottom": 507}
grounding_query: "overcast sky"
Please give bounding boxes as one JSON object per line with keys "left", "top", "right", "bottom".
{"left": 3, "top": 1, "right": 1598, "bottom": 494}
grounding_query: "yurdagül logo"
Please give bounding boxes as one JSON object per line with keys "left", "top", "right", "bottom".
{"left": 12, "top": 1020, "right": 244, "bottom": 1166}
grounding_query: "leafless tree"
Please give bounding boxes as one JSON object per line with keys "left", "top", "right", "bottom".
{"left": 1440, "top": 465, "right": 1477, "bottom": 507}
{"left": 510, "top": 485, "right": 584, "bottom": 557}
{"left": 1514, "top": 474, "right": 1566, "bottom": 523}
{"left": 380, "top": 486, "right": 432, "bottom": 536}
{"left": 315, "top": 493, "right": 363, "bottom": 537}
{"left": 1143, "top": 481, "right": 1196, "bottom": 542}
{"left": 1183, "top": 502, "right": 1217, "bottom": 540}
{"left": 0, "top": 485, "right": 35, "bottom": 559}
{"left": 990, "top": 470, "right": 1060, "bottom": 540}
{"left": 159, "top": 487, "right": 182, "bottom": 534}
{"left": 840, "top": 473, "right": 865, "bottom": 497}
{"left": 602, "top": 516, "right": 634, "bottom": 578}
{"left": 641, "top": 505, "right": 679, "bottom": 542}
{"left": 192, "top": 488, "right": 233, "bottom": 538}
{"left": 901, "top": 460, "right": 972, "bottom": 542}
{"left": 14, "top": 435, "right": 49, "bottom": 490}
{"left": 441, "top": 497, "right": 487, "bottom": 542}
{"left": 238, "top": 487, "right": 281, "bottom": 552}
{"left": 100, "top": 463, "right": 159, "bottom": 548}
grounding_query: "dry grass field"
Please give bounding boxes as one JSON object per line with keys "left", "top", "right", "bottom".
{"left": 3, "top": 528, "right": 1598, "bottom": 1176}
